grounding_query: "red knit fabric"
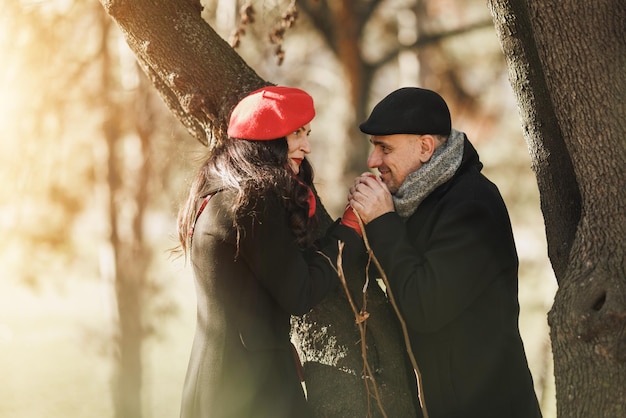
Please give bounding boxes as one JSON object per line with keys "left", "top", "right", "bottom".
{"left": 307, "top": 187, "right": 316, "bottom": 218}
{"left": 228, "top": 86, "right": 315, "bottom": 140}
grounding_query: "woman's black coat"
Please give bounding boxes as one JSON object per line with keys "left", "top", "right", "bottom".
{"left": 180, "top": 183, "right": 356, "bottom": 418}
{"left": 364, "top": 137, "right": 542, "bottom": 418}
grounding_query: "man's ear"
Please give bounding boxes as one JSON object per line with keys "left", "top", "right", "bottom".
{"left": 418, "top": 135, "right": 437, "bottom": 163}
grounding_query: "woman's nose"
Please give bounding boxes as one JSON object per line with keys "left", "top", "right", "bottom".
{"left": 301, "top": 137, "right": 311, "bottom": 154}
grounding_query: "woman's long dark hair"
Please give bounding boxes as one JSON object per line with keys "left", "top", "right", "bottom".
{"left": 177, "top": 136, "right": 318, "bottom": 256}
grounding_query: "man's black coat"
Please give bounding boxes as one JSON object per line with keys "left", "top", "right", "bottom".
{"left": 364, "top": 137, "right": 543, "bottom": 418}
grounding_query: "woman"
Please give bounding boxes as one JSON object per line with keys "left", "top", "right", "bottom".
{"left": 177, "top": 86, "right": 360, "bottom": 418}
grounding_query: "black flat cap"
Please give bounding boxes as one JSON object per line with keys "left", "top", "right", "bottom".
{"left": 359, "top": 87, "right": 451, "bottom": 136}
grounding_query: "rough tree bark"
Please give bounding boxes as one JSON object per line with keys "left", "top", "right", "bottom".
{"left": 488, "top": 0, "right": 626, "bottom": 416}
{"left": 99, "top": 0, "right": 417, "bottom": 416}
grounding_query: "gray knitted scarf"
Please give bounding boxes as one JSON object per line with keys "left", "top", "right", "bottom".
{"left": 393, "top": 129, "right": 465, "bottom": 219}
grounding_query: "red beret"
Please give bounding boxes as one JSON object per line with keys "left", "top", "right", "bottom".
{"left": 227, "top": 86, "right": 315, "bottom": 140}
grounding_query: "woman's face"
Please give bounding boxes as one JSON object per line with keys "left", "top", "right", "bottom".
{"left": 286, "top": 124, "right": 311, "bottom": 174}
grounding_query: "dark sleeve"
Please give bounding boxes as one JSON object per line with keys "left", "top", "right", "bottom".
{"left": 237, "top": 194, "right": 362, "bottom": 315}
{"left": 314, "top": 219, "right": 368, "bottom": 280}
{"left": 364, "top": 200, "right": 515, "bottom": 332}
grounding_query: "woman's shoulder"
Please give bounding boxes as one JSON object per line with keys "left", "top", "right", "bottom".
{"left": 207, "top": 187, "right": 284, "bottom": 223}
{"left": 204, "top": 188, "right": 237, "bottom": 217}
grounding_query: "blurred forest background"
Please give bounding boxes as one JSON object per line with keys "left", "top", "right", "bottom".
{"left": 1, "top": 0, "right": 557, "bottom": 417}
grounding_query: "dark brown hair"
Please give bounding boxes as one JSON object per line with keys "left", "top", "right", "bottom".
{"left": 177, "top": 136, "right": 318, "bottom": 256}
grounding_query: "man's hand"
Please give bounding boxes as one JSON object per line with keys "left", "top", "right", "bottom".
{"left": 348, "top": 172, "right": 394, "bottom": 224}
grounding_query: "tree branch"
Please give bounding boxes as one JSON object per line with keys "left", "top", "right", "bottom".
{"left": 373, "top": 18, "right": 495, "bottom": 69}
{"left": 334, "top": 243, "right": 388, "bottom": 418}
{"left": 99, "top": 0, "right": 265, "bottom": 148}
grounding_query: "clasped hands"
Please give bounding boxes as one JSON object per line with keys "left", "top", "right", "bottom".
{"left": 340, "top": 172, "right": 394, "bottom": 236}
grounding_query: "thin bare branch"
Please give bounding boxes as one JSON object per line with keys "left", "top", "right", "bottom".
{"left": 335, "top": 242, "right": 388, "bottom": 418}
{"left": 354, "top": 211, "right": 430, "bottom": 418}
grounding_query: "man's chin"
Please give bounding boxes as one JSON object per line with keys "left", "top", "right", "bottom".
{"left": 383, "top": 180, "right": 399, "bottom": 194}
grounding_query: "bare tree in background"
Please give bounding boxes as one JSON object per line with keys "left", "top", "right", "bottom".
{"left": 3, "top": 3, "right": 193, "bottom": 418}
{"left": 296, "top": 0, "right": 494, "bottom": 180}
{"left": 98, "top": 10, "right": 161, "bottom": 418}
{"left": 98, "top": 5, "right": 192, "bottom": 417}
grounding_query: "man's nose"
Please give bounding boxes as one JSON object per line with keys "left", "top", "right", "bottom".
{"left": 367, "top": 149, "right": 380, "bottom": 168}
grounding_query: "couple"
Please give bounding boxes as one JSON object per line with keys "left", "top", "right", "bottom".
{"left": 176, "top": 86, "right": 543, "bottom": 418}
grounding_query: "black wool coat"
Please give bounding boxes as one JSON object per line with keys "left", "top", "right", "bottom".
{"left": 179, "top": 182, "right": 358, "bottom": 418}
{"left": 364, "top": 137, "right": 543, "bottom": 418}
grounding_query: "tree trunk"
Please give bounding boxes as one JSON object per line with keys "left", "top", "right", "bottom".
{"left": 100, "top": 10, "right": 151, "bottom": 418}
{"left": 296, "top": 0, "right": 375, "bottom": 181}
{"left": 488, "top": 0, "right": 626, "bottom": 416}
{"left": 326, "top": 0, "right": 372, "bottom": 180}
{"left": 99, "top": 13, "right": 141, "bottom": 418}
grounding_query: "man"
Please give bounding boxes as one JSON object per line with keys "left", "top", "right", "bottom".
{"left": 347, "top": 87, "right": 543, "bottom": 418}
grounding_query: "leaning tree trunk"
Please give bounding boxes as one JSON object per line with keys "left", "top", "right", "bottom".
{"left": 488, "top": 0, "right": 626, "bottom": 416}
{"left": 99, "top": 0, "right": 417, "bottom": 415}
{"left": 99, "top": 0, "right": 264, "bottom": 150}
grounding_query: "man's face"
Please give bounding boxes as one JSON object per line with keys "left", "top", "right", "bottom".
{"left": 367, "top": 134, "right": 426, "bottom": 194}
